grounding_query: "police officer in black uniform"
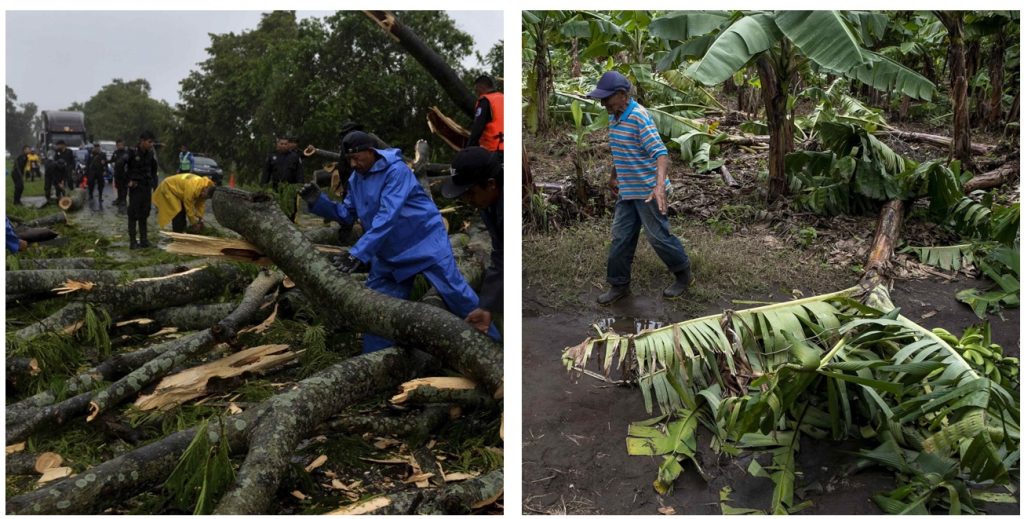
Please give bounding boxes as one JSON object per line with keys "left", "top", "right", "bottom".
{"left": 111, "top": 139, "right": 129, "bottom": 212}
{"left": 261, "top": 136, "right": 302, "bottom": 188}
{"left": 125, "top": 131, "right": 159, "bottom": 249}
{"left": 87, "top": 143, "right": 108, "bottom": 208}
{"left": 46, "top": 140, "right": 75, "bottom": 203}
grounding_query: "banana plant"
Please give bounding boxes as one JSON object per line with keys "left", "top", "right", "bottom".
{"left": 563, "top": 284, "right": 1019, "bottom": 513}
{"left": 651, "top": 11, "right": 937, "bottom": 201}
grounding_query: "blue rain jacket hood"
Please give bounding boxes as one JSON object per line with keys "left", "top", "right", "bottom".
{"left": 309, "top": 147, "right": 451, "bottom": 281}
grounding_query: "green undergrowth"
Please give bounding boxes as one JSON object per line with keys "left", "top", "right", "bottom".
{"left": 524, "top": 216, "right": 854, "bottom": 311}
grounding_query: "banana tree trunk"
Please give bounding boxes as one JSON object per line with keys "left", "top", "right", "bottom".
{"left": 363, "top": 11, "right": 475, "bottom": 118}
{"left": 533, "top": 25, "right": 551, "bottom": 133}
{"left": 985, "top": 31, "right": 1006, "bottom": 130}
{"left": 756, "top": 54, "right": 793, "bottom": 202}
{"left": 211, "top": 187, "right": 503, "bottom": 396}
{"left": 936, "top": 12, "right": 975, "bottom": 171}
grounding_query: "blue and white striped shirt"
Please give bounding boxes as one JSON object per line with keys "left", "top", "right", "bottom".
{"left": 609, "top": 99, "right": 669, "bottom": 200}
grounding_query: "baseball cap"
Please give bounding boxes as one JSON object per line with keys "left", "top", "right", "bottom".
{"left": 586, "top": 71, "right": 631, "bottom": 99}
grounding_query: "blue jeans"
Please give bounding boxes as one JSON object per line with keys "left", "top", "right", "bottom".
{"left": 607, "top": 199, "right": 690, "bottom": 287}
{"left": 362, "top": 254, "right": 501, "bottom": 353}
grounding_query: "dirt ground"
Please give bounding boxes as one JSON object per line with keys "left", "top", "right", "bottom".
{"left": 522, "top": 277, "right": 1020, "bottom": 515}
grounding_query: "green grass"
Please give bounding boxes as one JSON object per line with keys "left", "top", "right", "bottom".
{"left": 523, "top": 217, "right": 857, "bottom": 311}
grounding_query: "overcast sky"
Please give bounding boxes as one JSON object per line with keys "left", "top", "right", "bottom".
{"left": 4, "top": 10, "right": 503, "bottom": 111}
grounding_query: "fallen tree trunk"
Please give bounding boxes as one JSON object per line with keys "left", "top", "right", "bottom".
{"left": 14, "top": 257, "right": 94, "bottom": 270}
{"left": 147, "top": 301, "right": 240, "bottom": 331}
{"left": 962, "top": 160, "right": 1019, "bottom": 193}
{"left": 16, "top": 227, "right": 59, "bottom": 243}
{"left": 6, "top": 357, "right": 40, "bottom": 387}
{"left": 6, "top": 260, "right": 207, "bottom": 300}
{"left": 58, "top": 188, "right": 88, "bottom": 212}
{"left": 326, "top": 469, "right": 503, "bottom": 514}
{"left": 13, "top": 302, "right": 86, "bottom": 342}
{"left": 324, "top": 405, "right": 449, "bottom": 439}
{"left": 6, "top": 348, "right": 430, "bottom": 515}
{"left": 881, "top": 129, "right": 995, "bottom": 155}
{"left": 211, "top": 188, "right": 503, "bottom": 396}
{"left": 12, "top": 212, "right": 68, "bottom": 229}
{"left": 84, "top": 270, "right": 284, "bottom": 422}
{"left": 363, "top": 11, "right": 476, "bottom": 118}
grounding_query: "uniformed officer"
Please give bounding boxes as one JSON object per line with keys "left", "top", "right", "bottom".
{"left": 262, "top": 135, "right": 303, "bottom": 220}
{"left": 125, "top": 131, "right": 159, "bottom": 249}
{"left": 467, "top": 75, "right": 504, "bottom": 159}
{"left": 46, "top": 140, "right": 75, "bottom": 202}
{"left": 86, "top": 143, "right": 108, "bottom": 208}
{"left": 111, "top": 139, "right": 129, "bottom": 212}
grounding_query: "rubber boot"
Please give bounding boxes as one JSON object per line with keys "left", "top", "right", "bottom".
{"left": 597, "top": 284, "right": 630, "bottom": 305}
{"left": 663, "top": 267, "right": 693, "bottom": 298}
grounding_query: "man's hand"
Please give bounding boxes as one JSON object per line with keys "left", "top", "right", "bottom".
{"left": 608, "top": 172, "right": 619, "bottom": 198}
{"left": 465, "top": 308, "right": 492, "bottom": 333}
{"left": 645, "top": 183, "right": 667, "bottom": 215}
{"left": 332, "top": 253, "right": 369, "bottom": 274}
{"left": 191, "top": 220, "right": 204, "bottom": 233}
{"left": 298, "top": 182, "right": 321, "bottom": 205}
{"left": 128, "top": 180, "right": 137, "bottom": 188}
{"left": 18, "top": 239, "right": 28, "bottom": 251}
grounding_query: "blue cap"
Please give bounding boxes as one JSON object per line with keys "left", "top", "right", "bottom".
{"left": 587, "top": 71, "right": 631, "bottom": 99}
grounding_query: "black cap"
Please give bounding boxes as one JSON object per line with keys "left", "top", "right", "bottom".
{"left": 139, "top": 130, "right": 156, "bottom": 141}
{"left": 56, "top": 139, "right": 66, "bottom": 145}
{"left": 342, "top": 131, "right": 377, "bottom": 155}
{"left": 441, "top": 147, "right": 499, "bottom": 199}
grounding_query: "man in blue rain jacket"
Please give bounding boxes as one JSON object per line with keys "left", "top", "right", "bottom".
{"left": 298, "top": 131, "right": 500, "bottom": 353}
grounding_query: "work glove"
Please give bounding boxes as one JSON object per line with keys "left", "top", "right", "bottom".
{"left": 332, "top": 253, "right": 369, "bottom": 274}
{"left": 298, "top": 182, "right": 321, "bottom": 206}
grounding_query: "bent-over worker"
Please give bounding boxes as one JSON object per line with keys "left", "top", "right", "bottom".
{"left": 153, "top": 173, "right": 216, "bottom": 233}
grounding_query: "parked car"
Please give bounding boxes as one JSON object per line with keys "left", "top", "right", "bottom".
{"left": 191, "top": 156, "right": 224, "bottom": 185}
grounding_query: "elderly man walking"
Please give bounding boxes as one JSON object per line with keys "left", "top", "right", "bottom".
{"left": 588, "top": 71, "right": 693, "bottom": 304}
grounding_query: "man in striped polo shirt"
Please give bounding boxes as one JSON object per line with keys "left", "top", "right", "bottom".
{"left": 588, "top": 71, "right": 693, "bottom": 304}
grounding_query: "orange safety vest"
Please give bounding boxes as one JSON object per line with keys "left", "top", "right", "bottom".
{"left": 476, "top": 92, "right": 504, "bottom": 152}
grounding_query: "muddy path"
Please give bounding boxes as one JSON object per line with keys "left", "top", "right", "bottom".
{"left": 522, "top": 279, "right": 1019, "bottom": 514}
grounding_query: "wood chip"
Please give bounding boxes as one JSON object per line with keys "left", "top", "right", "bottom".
{"left": 360, "top": 456, "right": 414, "bottom": 465}
{"left": 327, "top": 496, "right": 391, "bottom": 515}
{"left": 282, "top": 277, "right": 296, "bottom": 289}
{"left": 403, "top": 473, "right": 434, "bottom": 485}
{"left": 290, "top": 490, "right": 308, "bottom": 500}
{"left": 52, "top": 279, "right": 96, "bottom": 295}
{"left": 6, "top": 442, "right": 26, "bottom": 454}
{"left": 227, "top": 402, "right": 243, "bottom": 415}
{"left": 658, "top": 506, "right": 676, "bottom": 515}
{"left": 373, "top": 438, "right": 401, "bottom": 450}
{"left": 331, "top": 479, "right": 349, "bottom": 490}
{"left": 390, "top": 376, "right": 477, "bottom": 404}
{"left": 115, "top": 317, "right": 154, "bottom": 327}
{"left": 921, "top": 310, "right": 938, "bottom": 319}
{"left": 148, "top": 327, "right": 179, "bottom": 337}
{"left": 444, "top": 472, "right": 477, "bottom": 482}
{"left": 304, "top": 454, "right": 328, "bottom": 472}
{"left": 34, "top": 452, "right": 63, "bottom": 474}
{"left": 37, "top": 466, "right": 73, "bottom": 484}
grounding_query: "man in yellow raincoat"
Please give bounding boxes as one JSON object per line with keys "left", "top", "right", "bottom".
{"left": 153, "top": 173, "right": 216, "bottom": 233}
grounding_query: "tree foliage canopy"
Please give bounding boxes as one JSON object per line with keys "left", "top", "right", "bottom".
{"left": 6, "top": 85, "right": 38, "bottom": 154}
{"left": 176, "top": 11, "right": 484, "bottom": 183}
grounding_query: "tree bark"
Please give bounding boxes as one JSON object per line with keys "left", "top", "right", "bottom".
{"left": 880, "top": 130, "right": 995, "bottom": 155}
{"left": 863, "top": 199, "right": 906, "bottom": 277}
{"left": 985, "top": 30, "right": 1006, "bottom": 130}
{"left": 6, "top": 357, "right": 40, "bottom": 387}
{"left": 962, "top": 160, "right": 1019, "bottom": 193}
{"left": 148, "top": 302, "right": 240, "bottom": 331}
{"left": 362, "top": 11, "right": 476, "bottom": 118}
{"left": 324, "top": 404, "right": 449, "bottom": 439}
{"left": 756, "top": 52, "right": 793, "bottom": 202}
{"left": 13, "top": 302, "right": 86, "bottom": 342}
{"left": 6, "top": 260, "right": 207, "bottom": 300}
{"left": 14, "top": 257, "right": 94, "bottom": 270}
{"left": 84, "top": 270, "right": 283, "bottom": 422}
{"left": 11, "top": 212, "right": 68, "bottom": 229}
{"left": 211, "top": 188, "right": 503, "bottom": 396}
{"left": 327, "top": 469, "right": 503, "bottom": 514}
{"left": 16, "top": 227, "right": 59, "bottom": 243}
{"left": 935, "top": 12, "right": 975, "bottom": 171}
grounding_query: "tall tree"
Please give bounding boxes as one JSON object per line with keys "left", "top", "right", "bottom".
{"left": 6, "top": 86, "right": 38, "bottom": 154}
{"left": 78, "top": 79, "right": 176, "bottom": 166}
{"left": 652, "top": 11, "right": 936, "bottom": 201}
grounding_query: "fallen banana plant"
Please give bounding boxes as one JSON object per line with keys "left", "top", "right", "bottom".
{"left": 563, "top": 285, "right": 1019, "bottom": 514}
